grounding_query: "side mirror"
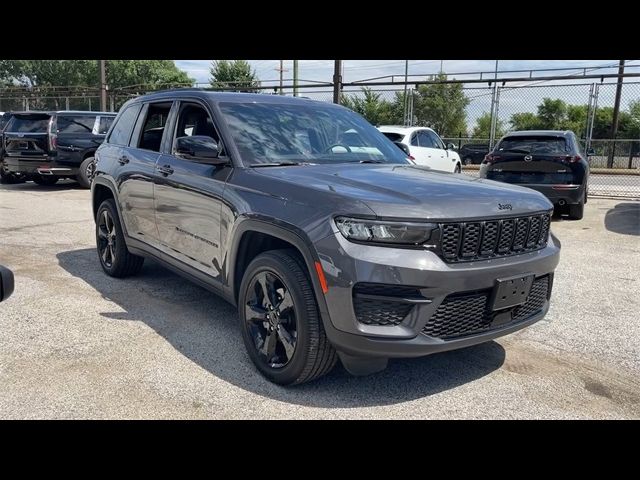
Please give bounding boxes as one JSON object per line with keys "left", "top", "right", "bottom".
{"left": 175, "top": 136, "right": 227, "bottom": 165}
{"left": 586, "top": 147, "right": 595, "bottom": 156}
{"left": 394, "top": 141, "right": 411, "bottom": 156}
{"left": 446, "top": 142, "right": 456, "bottom": 150}
{"left": 0, "top": 265, "right": 14, "bottom": 302}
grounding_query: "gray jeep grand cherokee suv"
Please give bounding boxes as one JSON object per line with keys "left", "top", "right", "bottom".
{"left": 92, "top": 90, "right": 560, "bottom": 385}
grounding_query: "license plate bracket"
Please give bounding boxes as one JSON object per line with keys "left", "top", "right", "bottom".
{"left": 490, "top": 273, "right": 535, "bottom": 310}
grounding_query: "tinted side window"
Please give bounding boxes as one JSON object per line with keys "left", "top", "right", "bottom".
{"left": 96, "top": 116, "right": 115, "bottom": 135}
{"left": 417, "top": 130, "right": 435, "bottom": 148}
{"left": 108, "top": 104, "right": 141, "bottom": 146}
{"left": 136, "top": 102, "right": 172, "bottom": 152}
{"left": 174, "top": 103, "right": 219, "bottom": 143}
{"left": 410, "top": 133, "right": 419, "bottom": 146}
{"left": 56, "top": 115, "right": 95, "bottom": 134}
{"left": 427, "top": 130, "right": 444, "bottom": 149}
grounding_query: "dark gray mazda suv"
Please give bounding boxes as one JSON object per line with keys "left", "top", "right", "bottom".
{"left": 92, "top": 90, "right": 560, "bottom": 385}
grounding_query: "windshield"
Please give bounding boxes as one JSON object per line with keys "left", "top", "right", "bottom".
{"left": 7, "top": 114, "right": 52, "bottom": 133}
{"left": 497, "top": 136, "right": 569, "bottom": 154}
{"left": 219, "top": 101, "right": 410, "bottom": 166}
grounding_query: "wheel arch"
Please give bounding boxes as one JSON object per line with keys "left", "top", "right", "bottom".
{"left": 227, "top": 219, "right": 330, "bottom": 324}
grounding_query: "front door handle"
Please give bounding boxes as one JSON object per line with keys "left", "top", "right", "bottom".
{"left": 118, "top": 156, "right": 129, "bottom": 165}
{"left": 157, "top": 164, "right": 174, "bottom": 176}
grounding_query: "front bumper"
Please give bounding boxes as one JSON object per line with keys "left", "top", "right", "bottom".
{"left": 313, "top": 230, "right": 560, "bottom": 358}
{"left": 4, "top": 156, "right": 78, "bottom": 177}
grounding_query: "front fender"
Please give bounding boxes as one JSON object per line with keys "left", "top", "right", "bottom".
{"left": 224, "top": 216, "right": 332, "bottom": 328}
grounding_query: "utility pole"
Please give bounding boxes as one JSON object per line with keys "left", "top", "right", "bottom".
{"left": 608, "top": 59, "right": 625, "bottom": 168}
{"left": 99, "top": 60, "right": 107, "bottom": 112}
{"left": 333, "top": 60, "right": 342, "bottom": 104}
{"left": 293, "top": 60, "right": 299, "bottom": 97}
{"left": 440, "top": 60, "right": 443, "bottom": 73}
{"left": 275, "top": 60, "right": 288, "bottom": 95}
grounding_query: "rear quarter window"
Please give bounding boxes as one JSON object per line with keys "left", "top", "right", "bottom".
{"left": 381, "top": 132, "right": 404, "bottom": 143}
{"left": 107, "top": 105, "right": 142, "bottom": 146}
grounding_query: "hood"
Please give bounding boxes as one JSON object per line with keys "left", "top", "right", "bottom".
{"left": 254, "top": 163, "right": 553, "bottom": 219}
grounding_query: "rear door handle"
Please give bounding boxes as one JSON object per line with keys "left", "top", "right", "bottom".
{"left": 157, "top": 164, "right": 174, "bottom": 176}
{"left": 118, "top": 156, "right": 129, "bottom": 165}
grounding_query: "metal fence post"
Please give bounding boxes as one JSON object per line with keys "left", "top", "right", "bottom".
{"left": 585, "top": 83, "right": 599, "bottom": 155}
{"left": 488, "top": 83, "right": 497, "bottom": 149}
{"left": 65, "top": 97, "right": 70, "bottom": 110}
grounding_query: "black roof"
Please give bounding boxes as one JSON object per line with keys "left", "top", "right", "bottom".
{"left": 128, "top": 89, "right": 329, "bottom": 106}
{"left": 504, "top": 130, "right": 573, "bottom": 137}
{"left": 9, "top": 110, "right": 115, "bottom": 116}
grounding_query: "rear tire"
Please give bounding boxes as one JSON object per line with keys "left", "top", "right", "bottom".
{"left": 568, "top": 198, "right": 585, "bottom": 220}
{"left": 76, "top": 156, "right": 95, "bottom": 189}
{"left": 238, "top": 249, "right": 337, "bottom": 385}
{"left": 32, "top": 175, "right": 59, "bottom": 186}
{"left": 463, "top": 156, "right": 473, "bottom": 165}
{"left": 454, "top": 163, "right": 462, "bottom": 174}
{"left": 96, "top": 199, "right": 144, "bottom": 277}
{"left": 0, "top": 163, "right": 21, "bottom": 184}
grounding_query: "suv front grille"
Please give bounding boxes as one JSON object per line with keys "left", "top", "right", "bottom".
{"left": 439, "top": 213, "right": 551, "bottom": 262}
{"left": 353, "top": 283, "right": 421, "bottom": 326}
{"left": 422, "top": 275, "right": 550, "bottom": 339}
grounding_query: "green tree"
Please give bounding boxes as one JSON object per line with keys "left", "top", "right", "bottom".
{"left": 340, "top": 87, "right": 398, "bottom": 125}
{"left": 105, "top": 60, "right": 192, "bottom": 89}
{"left": 629, "top": 100, "right": 640, "bottom": 138}
{"left": 564, "top": 104, "right": 589, "bottom": 138}
{"left": 509, "top": 112, "right": 541, "bottom": 131}
{"left": 472, "top": 112, "right": 504, "bottom": 139}
{"left": 412, "top": 74, "right": 469, "bottom": 136}
{"left": 0, "top": 60, "right": 191, "bottom": 89}
{"left": 209, "top": 60, "right": 259, "bottom": 91}
{"left": 536, "top": 98, "right": 567, "bottom": 129}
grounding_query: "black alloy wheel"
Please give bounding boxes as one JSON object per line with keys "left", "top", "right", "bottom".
{"left": 245, "top": 270, "right": 298, "bottom": 369}
{"left": 97, "top": 209, "right": 117, "bottom": 268}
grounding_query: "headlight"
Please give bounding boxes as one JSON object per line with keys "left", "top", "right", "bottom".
{"left": 335, "top": 216, "right": 437, "bottom": 245}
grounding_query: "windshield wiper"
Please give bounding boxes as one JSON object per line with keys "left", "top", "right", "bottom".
{"left": 354, "top": 159, "right": 384, "bottom": 164}
{"left": 499, "top": 148, "right": 531, "bottom": 154}
{"left": 250, "top": 161, "right": 307, "bottom": 168}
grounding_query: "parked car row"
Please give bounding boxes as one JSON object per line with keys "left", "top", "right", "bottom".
{"left": 0, "top": 110, "right": 115, "bottom": 187}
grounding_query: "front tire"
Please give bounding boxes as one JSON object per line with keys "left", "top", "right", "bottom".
{"left": 238, "top": 249, "right": 337, "bottom": 385}
{"left": 96, "top": 199, "right": 144, "bottom": 277}
{"left": 454, "top": 163, "right": 462, "bottom": 174}
{"left": 77, "top": 156, "right": 95, "bottom": 189}
{"left": 32, "top": 175, "right": 58, "bottom": 186}
{"left": 463, "top": 156, "right": 473, "bottom": 165}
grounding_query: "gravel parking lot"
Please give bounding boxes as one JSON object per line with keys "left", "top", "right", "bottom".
{"left": 0, "top": 181, "right": 639, "bottom": 419}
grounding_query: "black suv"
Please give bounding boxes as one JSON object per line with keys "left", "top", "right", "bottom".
{"left": 479, "top": 130, "right": 590, "bottom": 220}
{"left": 92, "top": 90, "right": 560, "bottom": 385}
{"left": 1, "top": 110, "right": 115, "bottom": 187}
{"left": 459, "top": 143, "right": 489, "bottom": 165}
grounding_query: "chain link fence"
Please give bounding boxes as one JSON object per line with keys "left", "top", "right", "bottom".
{"left": 1, "top": 76, "right": 639, "bottom": 198}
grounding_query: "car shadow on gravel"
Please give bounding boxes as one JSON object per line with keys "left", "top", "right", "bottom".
{"left": 57, "top": 248, "right": 506, "bottom": 408}
{"left": 0, "top": 179, "right": 84, "bottom": 192}
{"left": 604, "top": 203, "right": 640, "bottom": 236}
